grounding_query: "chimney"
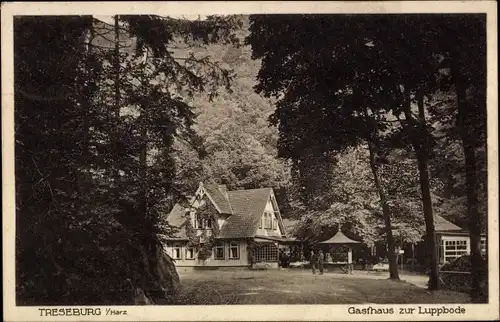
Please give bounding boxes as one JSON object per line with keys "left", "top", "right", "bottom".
{"left": 218, "top": 184, "right": 228, "bottom": 196}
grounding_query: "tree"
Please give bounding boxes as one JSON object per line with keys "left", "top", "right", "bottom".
{"left": 14, "top": 14, "right": 241, "bottom": 305}
{"left": 247, "top": 14, "right": 407, "bottom": 280}
{"left": 380, "top": 15, "right": 487, "bottom": 298}
{"left": 446, "top": 17, "right": 487, "bottom": 302}
{"left": 171, "top": 16, "right": 291, "bottom": 194}
{"left": 15, "top": 16, "right": 99, "bottom": 305}
{"left": 291, "top": 146, "right": 427, "bottom": 253}
{"left": 421, "top": 15, "right": 487, "bottom": 301}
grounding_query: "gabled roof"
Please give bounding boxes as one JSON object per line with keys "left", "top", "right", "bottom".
{"left": 227, "top": 188, "right": 272, "bottom": 217}
{"left": 203, "top": 184, "right": 233, "bottom": 214}
{"left": 165, "top": 203, "right": 189, "bottom": 240}
{"left": 218, "top": 212, "right": 262, "bottom": 239}
{"left": 219, "top": 188, "right": 274, "bottom": 239}
{"left": 435, "top": 215, "right": 463, "bottom": 232}
{"left": 166, "top": 184, "right": 278, "bottom": 240}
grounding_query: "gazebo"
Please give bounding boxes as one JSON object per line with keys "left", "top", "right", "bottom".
{"left": 319, "top": 229, "right": 361, "bottom": 274}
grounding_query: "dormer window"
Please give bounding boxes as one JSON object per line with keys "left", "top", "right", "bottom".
{"left": 194, "top": 213, "right": 215, "bottom": 229}
{"left": 264, "top": 212, "right": 272, "bottom": 229}
{"left": 195, "top": 214, "right": 203, "bottom": 229}
{"left": 205, "top": 218, "right": 213, "bottom": 229}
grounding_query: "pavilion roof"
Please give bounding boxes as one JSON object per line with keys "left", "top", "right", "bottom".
{"left": 319, "top": 230, "right": 361, "bottom": 244}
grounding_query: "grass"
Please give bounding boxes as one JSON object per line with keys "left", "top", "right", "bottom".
{"left": 174, "top": 269, "right": 471, "bottom": 305}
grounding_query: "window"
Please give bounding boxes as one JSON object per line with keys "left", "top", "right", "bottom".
{"left": 253, "top": 243, "right": 278, "bottom": 262}
{"left": 172, "top": 244, "right": 182, "bottom": 260}
{"left": 480, "top": 238, "right": 487, "bottom": 255}
{"left": 195, "top": 214, "right": 214, "bottom": 229}
{"left": 214, "top": 243, "right": 225, "bottom": 260}
{"left": 195, "top": 214, "right": 203, "bottom": 229}
{"left": 272, "top": 214, "right": 277, "bottom": 230}
{"left": 264, "top": 212, "right": 272, "bottom": 229}
{"left": 444, "top": 239, "right": 468, "bottom": 263}
{"left": 185, "top": 247, "right": 195, "bottom": 260}
{"left": 229, "top": 241, "right": 239, "bottom": 259}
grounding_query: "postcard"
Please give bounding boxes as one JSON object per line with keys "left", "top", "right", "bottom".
{"left": 2, "top": 1, "right": 498, "bottom": 321}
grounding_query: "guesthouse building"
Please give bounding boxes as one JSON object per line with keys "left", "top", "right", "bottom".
{"left": 165, "top": 182, "right": 294, "bottom": 270}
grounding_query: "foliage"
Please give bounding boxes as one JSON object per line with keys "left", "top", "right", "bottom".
{"left": 439, "top": 255, "right": 487, "bottom": 300}
{"left": 246, "top": 14, "right": 486, "bottom": 287}
{"left": 15, "top": 14, "right": 240, "bottom": 305}
{"left": 290, "top": 147, "right": 429, "bottom": 246}
{"left": 172, "top": 17, "right": 291, "bottom": 194}
{"left": 246, "top": 15, "right": 413, "bottom": 281}
{"left": 184, "top": 199, "right": 220, "bottom": 260}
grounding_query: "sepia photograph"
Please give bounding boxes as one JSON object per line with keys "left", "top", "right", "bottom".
{"left": 2, "top": 1, "right": 498, "bottom": 321}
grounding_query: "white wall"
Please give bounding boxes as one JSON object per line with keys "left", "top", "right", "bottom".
{"left": 255, "top": 198, "right": 283, "bottom": 237}
{"left": 440, "top": 235, "right": 487, "bottom": 263}
{"left": 165, "top": 240, "right": 249, "bottom": 267}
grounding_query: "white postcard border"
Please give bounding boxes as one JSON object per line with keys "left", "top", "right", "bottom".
{"left": 2, "top": 1, "right": 498, "bottom": 321}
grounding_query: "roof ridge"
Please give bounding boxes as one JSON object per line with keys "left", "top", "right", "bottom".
{"left": 227, "top": 187, "right": 272, "bottom": 193}
{"left": 201, "top": 182, "right": 233, "bottom": 214}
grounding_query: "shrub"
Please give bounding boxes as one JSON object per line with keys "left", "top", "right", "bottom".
{"left": 439, "top": 255, "right": 487, "bottom": 295}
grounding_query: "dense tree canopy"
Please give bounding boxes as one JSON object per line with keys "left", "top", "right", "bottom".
{"left": 15, "top": 14, "right": 241, "bottom": 305}
{"left": 171, "top": 17, "right": 291, "bottom": 196}
{"left": 247, "top": 14, "right": 487, "bottom": 296}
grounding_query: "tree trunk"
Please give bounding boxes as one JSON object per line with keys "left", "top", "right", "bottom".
{"left": 139, "top": 114, "right": 148, "bottom": 216}
{"left": 402, "top": 86, "right": 440, "bottom": 290}
{"left": 76, "top": 27, "right": 94, "bottom": 192}
{"left": 361, "top": 106, "right": 399, "bottom": 280}
{"left": 451, "top": 54, "right": 485, "bottom": 302}
{"left": 415, "top": 149, "right": 440, "bottom": 290}
{"left": 112, "top": 15, "right": 121, "bottom": 181}
{"left": 114, "top": 15, "right": 121, "bottom": 118}
{"left": 366, "top": 141, "right": 400, "bottom": 280}
{"left": 139, "top": 114, "right": 155, "bottom": 267}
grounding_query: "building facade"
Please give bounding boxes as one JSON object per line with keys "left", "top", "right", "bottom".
{"left": 165, "top": 182, "right": 293, "bottom": 270}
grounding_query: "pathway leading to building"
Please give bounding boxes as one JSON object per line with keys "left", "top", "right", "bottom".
{"left": 175, "top": 269, "right": 469, "bottom": 305}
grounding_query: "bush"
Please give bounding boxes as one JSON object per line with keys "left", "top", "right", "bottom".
{"left": 439, "top": 255, "right": 487, "bottom": 296}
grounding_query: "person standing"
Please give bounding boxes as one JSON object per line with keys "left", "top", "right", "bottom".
{"left": 318, "top": 249, "right": 325, "bottom": 275}
{"left": 347, "top": 247, "right": 353, "bottom": 274}
{"left": 283, "top": 251, "right": 290, "bottom": 268}
{"left": 278, "top": 249, "right": 284, "bottom": 269}
{"left": 310, "top": 250, "right": 317, "bottom": 274}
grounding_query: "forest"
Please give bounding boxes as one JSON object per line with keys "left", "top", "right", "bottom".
{"left": 14, "top": 14, "right": 487, "bottom": 305}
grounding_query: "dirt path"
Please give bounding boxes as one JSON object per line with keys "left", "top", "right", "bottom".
{"left": 176, "top": 269, "right": 470, "bottom": 305}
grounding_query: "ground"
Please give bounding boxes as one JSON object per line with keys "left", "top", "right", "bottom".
{"left": 175, "top": 269, "right": 471, "bottom": 305}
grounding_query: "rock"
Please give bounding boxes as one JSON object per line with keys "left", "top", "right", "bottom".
{"left": 155, "top": 248, "right": 181, "bottom": 301}
{"left": 133, "top": 247, "right": 181, "bottom": 305}
{"left": 134, "top": 288, "right": 152, "bottom": 305}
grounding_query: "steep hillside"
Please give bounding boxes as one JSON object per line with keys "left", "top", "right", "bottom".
{"left": 172, "top": 17, "right": 291, "bottom": 196}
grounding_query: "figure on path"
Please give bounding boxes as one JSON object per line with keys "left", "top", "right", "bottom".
{"left": 278, "top": 249, "right": 285, "bottom": 269}
{"left": 310, "top": 250, "right": 317, "bottom": 274}
{"left": 318, "top": 249, "right": 324, "bottom": 275}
